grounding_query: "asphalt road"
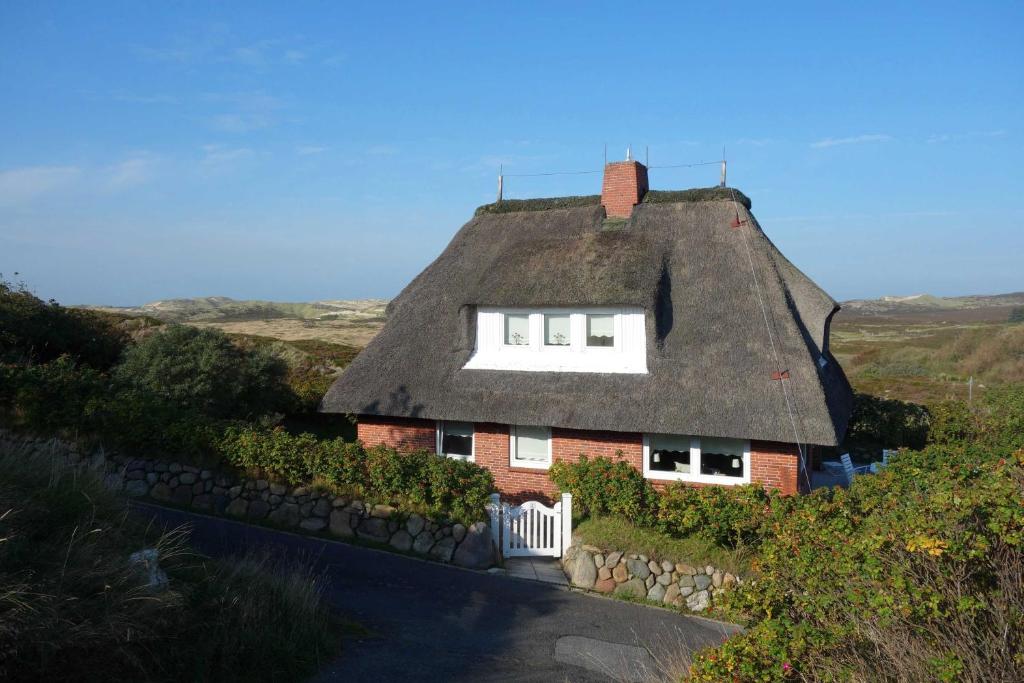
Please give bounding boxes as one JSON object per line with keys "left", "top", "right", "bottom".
{"left": 132, "top": 503, "right": 738, "bottom": 682}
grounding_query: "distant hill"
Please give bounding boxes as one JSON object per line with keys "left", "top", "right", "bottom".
{"left": 79, "top": 297, "right": 389, "bottom": 324}
{"left": 839, "top": 292, "right": 1024, "bottom": 323}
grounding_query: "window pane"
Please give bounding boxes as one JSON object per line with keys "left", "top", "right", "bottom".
{"left": 504, "top": 314, "right": 530, "bottom": 346}
{"left": 441, "top": 421, "right": 473, "bottom": 457}
{"left": 544, "top": 314, "right": 571, "bottom": 346}
{"left": 586, "top": 314, "right": 614, "bottom": 347}
{"left": 700, "top": 437, "right": 744, "bottom": 477}
{"left": 514, "top": 425, "right": 549, "bottom": 461}
{"left": 650, "top": 434, "right": 691, "bottom": 473}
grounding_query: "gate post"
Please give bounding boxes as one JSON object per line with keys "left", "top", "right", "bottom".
{"left": 487, "top": 493, "right": 501, "bottom": 550}
{"left": 560, "top": 492, "right": 573, "bottom": 557}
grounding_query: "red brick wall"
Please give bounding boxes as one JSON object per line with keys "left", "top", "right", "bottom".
{"left": 356, "top": 416, "right": 802, "bottom": 498}
{"left": 751, "top": 440, "right": 801, "bottom": 495}
{"left": 356, "top": 416, "right": 435, "bottom": 452}
{"left": 601, "top": 160, "right": 649, "bottom": 218}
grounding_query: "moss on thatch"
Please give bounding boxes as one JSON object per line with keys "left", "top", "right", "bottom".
{"left": 474, "top": 195, "right": 600, "bottom": 216}
{"left": 475, "top": 187, "right": 750, "bottom": 216}
{"left": 643, "top": 187, "right": 751, "bottom": 209}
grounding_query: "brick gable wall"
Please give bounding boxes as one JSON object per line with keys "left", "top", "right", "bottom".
{"left": 356, "top": 416, "right": 801, "bottom": 499}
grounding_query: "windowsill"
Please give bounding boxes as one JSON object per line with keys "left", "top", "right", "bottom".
{"left": 644, "top": 471, "right": 748, "bottom": 485}
{"left": 508, "top": 464, "right": 551, "bottom": 473}
{"left": 441, "top": 454, "right": 475, "bottom": 463}
{"left": 505, "top": 462, "right": 548, "bottom": 473}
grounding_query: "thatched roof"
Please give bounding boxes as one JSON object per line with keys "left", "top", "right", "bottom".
{"left": 321, "top": 188, "right": 853, "bottom": 446}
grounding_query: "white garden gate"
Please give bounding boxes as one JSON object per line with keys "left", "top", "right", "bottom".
{"left": 488, "top": 492, "right": 572, "bottom": 558}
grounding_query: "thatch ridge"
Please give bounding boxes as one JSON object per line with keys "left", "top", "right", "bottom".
{"left": 323, "top": 191, "right": 852, "bottom": 446}
{"left": 474, "top": 195, "right": 600, "bottom": 215}
{"left": 644, "top": 187, "right": 751, "bottom": 209}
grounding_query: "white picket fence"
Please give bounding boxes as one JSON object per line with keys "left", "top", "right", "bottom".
{"left": 488, "top": 492, "right": 572, "bottom": 558}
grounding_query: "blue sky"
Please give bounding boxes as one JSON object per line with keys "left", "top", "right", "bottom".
{"left": 1, "top": 1, "right": 1021, "bottom": 305}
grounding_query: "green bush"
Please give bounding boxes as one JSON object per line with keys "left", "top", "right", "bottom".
{"left": 688, "top": 445, "right": 1024, "bottom": 681}
{"left": 114, "top": 325, "right": 291, "bottom": 420}
{"left": 928, "top": 385, "right": 1024, "bottom": 451}
{"left": 845, "top": 391, "right": 930, "bottom": 450}
{"left": 927, "top": 398, "right": 978, "bottom": 446}
{"left": 0, "top": 277, "right": 127, "bottom": 369}
{"left": 549, "top": 453, "right": 658, "bottom": 525}
{"left": 217, "top": 426, "right": 494, "bottom": 523}
{"left": 656, "top": 483, "right": 781, "bottom": 549}
{"left": 0, "top": 356, "right": 108, "bottom": 434}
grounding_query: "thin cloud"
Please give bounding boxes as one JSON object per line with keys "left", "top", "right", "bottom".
{"left": 296, "top": 145, "right": 329, "bottom": 155}
{"left": 113, "top": 92, "right": 180, "bottom": 105}
{"left": 927, "top": 130, "right": 1007, "bottom": 144}
{"left": 735, "top": 138, "right": 776, "bottom": 147}
{"left": 105, "top": 155, "right": 158, "bottom": 190}
{"left": 811, "top": 133, "right": 893, "bottom": 148}
{"left": 200, "top": 144, "right": 255, "bottom": 167}
{"left": 0, "top": 166, "right": 81, "bottom": 207}
{"left": 367, "top": 145, "right": 399, "bottom": 156}
{"left": 204, "top": 91, "right": 283, "bottom": 133}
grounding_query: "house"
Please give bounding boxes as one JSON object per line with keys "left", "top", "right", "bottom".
{"left": 320, "top": 157, "right": 853, "bottom": 499}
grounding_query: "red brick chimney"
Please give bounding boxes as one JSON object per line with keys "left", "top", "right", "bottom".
{"left": 601, "top": 157, "right": 649, "bottom": 218}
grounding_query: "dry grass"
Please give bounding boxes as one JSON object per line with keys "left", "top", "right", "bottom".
{"left": 0, "top": 440, "right": 341, "bottom": 682}
{"left": 188, "top": 318, "right": 384, "bottom": 347}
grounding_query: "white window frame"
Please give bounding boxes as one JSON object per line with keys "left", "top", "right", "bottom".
{"left": 464, "top": 307, "right": 645, "bottom": 374}
{"left": 436, "top": 420, "right": 475, "bottom": 462}
{"left": 509, "top": 424, "right": 553, "bottom": 470}
{"left": 502, "top": 312, "right": 532, "bottom": 348}
{"left": 642, "top": 435, "right": 751, "bottom": 485}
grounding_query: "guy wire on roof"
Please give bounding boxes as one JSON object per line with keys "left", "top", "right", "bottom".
{"left": 728, "top": 186, "right": 814, "bottom": 491}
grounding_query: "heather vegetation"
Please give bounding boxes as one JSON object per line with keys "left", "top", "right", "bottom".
{"left": 546, "top": 388, "right": 1024, "bottom": 682}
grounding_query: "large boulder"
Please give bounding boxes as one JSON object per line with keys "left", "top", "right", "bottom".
{"left": 412, "top": 531, "right": 434, "bottom": 554}
{"left": 124, "top": 480, "right": 149, "bottom": 497}
{"left": 626, "top": 558, "right": 651, "bottom": 580}
{"left": 329, "top": 509, "right": 355, "bottom": 538}
{"left": 452, "top": 522, "right": 494, "bottom": 569}
{"left": 269, "top": 502, "right": 301, "bottom": 527}
{"left": 300, "top": 517, "right": 327, "bottom": 532}
{"left": 686, "top": 590, "right": 711, "bottom": 612}
{"left": 150, "top": 482, "right": 173, "bottom": 503}
{"left": 247, "top": 500, "right": 270, "bottom": 520}
{"left": 226, "top": 498, "right": 248, "bottom": 518}
{"left": 613, "top": 578, "right": 647, "bottom": 599}
{"left": 429, "top": 536, "right": 457, "bottom": 563}
{"left": 389, "top": 529, "right": 413, "bottom": 552}
{"left": 568, "top": 551, "right": 597, "bottom": 589}
{"left": 357, "top": 517, "right": 390, "bottom": 543}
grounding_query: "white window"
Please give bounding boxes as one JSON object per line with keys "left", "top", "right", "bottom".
{"left": 586, "top": 313, "right": 615, "bottom": 347}
{"left": 643, "top": 435, "right": 750, "bottom": 485}
{"left": 544, "top": 313, "right": 571, "bottom": 347}
{"left": 504, "top": 313, "right": 530, "bottom": 346}
{"left": 509, "top": 425, "right": 552, "bottom": 469}
{"left": 437, "top": 421, "right": 474, "bottom": 462}
{"left": 464, "top": 307, "right": 646, "bottom": 374}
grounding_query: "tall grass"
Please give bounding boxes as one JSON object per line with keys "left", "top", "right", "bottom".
{"left": 0, "top": 441, "right": 340, "bottom": 682}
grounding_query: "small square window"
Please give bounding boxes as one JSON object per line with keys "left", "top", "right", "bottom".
{"left": 439, "top": 421, "right": 474, "bottom": 461}
{"left": 510, "top": 425, "right": 551, "bottom": 468}
{"left": 586, "top": 314, "right": 614, "bottom": 347}
{"left": 544, "top": 314, "right": 571, "bottom": 346}
{"left": 504, "top": 314, "right": 530, "bottom": 346}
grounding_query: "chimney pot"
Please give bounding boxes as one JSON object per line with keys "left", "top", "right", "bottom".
{"left": 601, "top": 160, "right": 649, "bottom": 218}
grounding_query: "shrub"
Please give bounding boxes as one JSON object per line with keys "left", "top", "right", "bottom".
{"left": 1, "top": 356, "right": 108, "bottom": 434}
{"left": 656, "top": 483, "right": 780, "bottom": 549}
{"left": 0, "top": 277, "right": 127, "bottom": 369}
{"left": 549, "top": 454, "right": 658, "bottom": 525}
{"left": 688, "top": 445, "right": 1024, "bottom": 681}
{"left": 845, "top": 391, "right": 930, "bottom": 450}
{"left": 114, "top": 325, "right": 291, "bottom": 420}
{"left": 217, "top": 427, "right": 494, "bottom": 523}
{"left": 927, "top": 398, "right": 978, "bottom": 445}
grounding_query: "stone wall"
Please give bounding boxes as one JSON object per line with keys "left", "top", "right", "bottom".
{"left": 0, "top": 429, "right": 496, "bottom": 570}
{"left": 561, "top": 539, "right": 741, "bottom": 613}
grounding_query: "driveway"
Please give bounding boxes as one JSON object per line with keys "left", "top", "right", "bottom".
{"left": 132, "top": 503, "right": 738, "bottom": 682}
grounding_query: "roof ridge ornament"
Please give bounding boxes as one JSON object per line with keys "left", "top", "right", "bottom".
{"left": 625, "top": 145, "right": 632, "bottom": 161}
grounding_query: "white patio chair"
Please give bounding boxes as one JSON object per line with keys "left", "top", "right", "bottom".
{"left": 840, "top": 453, "right": 871, "bottom": 486}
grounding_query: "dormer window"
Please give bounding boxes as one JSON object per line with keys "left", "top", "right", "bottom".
{"left": 504, "top": 313, "right": 530, "bottom": 346}
{"left": 544, "top": 314, "right": 571, "bottom": 346}
{"left": 586, "top": 314, "right": 614, "bottom": 347}
{"left": 464, "top": 307, "right": 647, "bottom": 374}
